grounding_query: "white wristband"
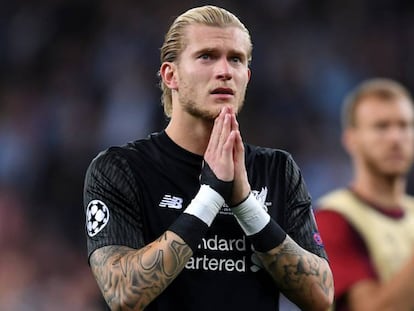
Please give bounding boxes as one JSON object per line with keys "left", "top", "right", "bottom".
{"left": 184, "top": 185, "right": 224, "bottom": 226}
{"left": 232, "top": 193, "right": 270, "bottom": 235}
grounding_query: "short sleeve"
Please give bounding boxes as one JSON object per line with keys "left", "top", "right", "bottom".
{"left": 83, "top": 148, "right": 145, "bottom": 260}
{"left": 284, "top": 155, "right": 328, "bottom": 260}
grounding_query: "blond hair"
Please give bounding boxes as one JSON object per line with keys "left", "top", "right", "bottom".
{"left": 159, "top": 5, "right": 252, "bottom": 117}
{"left": 342, "top": 78, "right": 413, "bottom": 129}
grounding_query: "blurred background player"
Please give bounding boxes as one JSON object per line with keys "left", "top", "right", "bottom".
{"left": 316, "top": 78, "right": 414, "bottom": 311}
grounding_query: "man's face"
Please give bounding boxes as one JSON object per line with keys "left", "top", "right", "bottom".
{"left": 174, "top": 24, "right": 251, "bottom": 120}
{"left": 350, "top": 96, "right": 414, "bottom": 177}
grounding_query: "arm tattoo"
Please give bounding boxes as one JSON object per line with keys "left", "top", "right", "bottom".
{"left": 257, "top": 236, "right": 333, "bottom": 302}
{"left": 90, "top": 232, "right": 193, "bottom": 310}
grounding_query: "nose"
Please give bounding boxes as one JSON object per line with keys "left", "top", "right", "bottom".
{"left": 387, "top": 125, "right": 409, "bottom": 143}
{"left": 215, "top": 58, "right": 232, "bottom": 81}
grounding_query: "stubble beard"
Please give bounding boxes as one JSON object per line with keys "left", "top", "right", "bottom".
{"left": 182, "top": 99, "right": 218, "bottom": 121}
{"left": 180, "top": 97, "right": 245, "bottom": 122}
{"left": 364, "top": 154, "right": 410, "bottom": 181}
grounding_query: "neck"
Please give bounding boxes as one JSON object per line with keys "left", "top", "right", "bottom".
{"left": 351, "top": 171, "right": 406, "bottom": 208}
{"left": 165, "top": 114, "right": 213, "bottom": 156}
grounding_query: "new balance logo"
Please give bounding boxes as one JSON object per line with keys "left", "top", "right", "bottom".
{"left": 159, "top": 195, "right": 183, "bottom": 209}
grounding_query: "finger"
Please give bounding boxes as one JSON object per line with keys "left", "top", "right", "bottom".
{"left": 231, "top": 130, "right": 250, "bottom": 205}
{"left": 230, "top": 112, "right": 239, "bottom": 132}
{"left": 222, "top": 130, "right": 237, "bottom": 165}
{"left": 218, "top": 112, "right": 232, "bottom": 156}
{"left": 230, "top": 114, "right": 244, "bottom": 159}
{"left": 233, "top": 130, "right": 245, "bottom": 165}
{"left": 207, "top": 107, "right": 227, "bottom": 154}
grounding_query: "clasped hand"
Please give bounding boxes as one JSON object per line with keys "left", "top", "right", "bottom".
{"left": 202, "top": 106, "right": 251, "bottom": 206}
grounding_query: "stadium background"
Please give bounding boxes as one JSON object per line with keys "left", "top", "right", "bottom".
{"left": 0, "top": 0, "right": 413, "bottom": 309}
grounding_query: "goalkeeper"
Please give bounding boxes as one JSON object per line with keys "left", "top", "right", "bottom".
{"left": 83, "top": 5, "right": 333, "bottom": 311}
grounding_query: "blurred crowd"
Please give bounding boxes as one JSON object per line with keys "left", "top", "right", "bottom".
{"left": 0, "top": 0, "right": 413, "bottom": 309}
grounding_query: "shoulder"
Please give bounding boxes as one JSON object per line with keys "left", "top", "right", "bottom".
{"left": 315, "top": 209, "right": 349, "bottom": 233}
{"left": 403, "top": 194, "right": 414, "bottom": 210}
{"left": 315, "top": 190, "right": 357, "bottom": 243}
{"left": 245, "top": 143, "right": 291, "bottom": 159}
{"left": 316, "top": 188, "right": 354, "bottom": 210}
{"left": 244, "top": 144, "right": 301, "bottom": 183}
{"left": 317, "top": 188, "right": 351, "bottom": 203}
{"left": 88, "top": 132, "right": 161, "bottom": 171}
{"left": 315, "top": 209, "right": 362, "bottom": 260}
{"left": 244, "top": 143, "right": 295, "bottom": 169}
{"left": 87, "top": 146, "right": 132, "bottom": 176}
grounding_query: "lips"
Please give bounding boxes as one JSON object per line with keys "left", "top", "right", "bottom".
{"left": 211, "top": 87, "right": 234, "bottom": 95}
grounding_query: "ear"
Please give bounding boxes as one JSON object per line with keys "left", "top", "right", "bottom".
{"left": 342, "top": 128, "right": 356, "bottom": 155}
{"left": 247, "top": 68, "right": 251, "bottom": 82}
{"left": 160, "top": 62, "right": 178, "bottom": 90}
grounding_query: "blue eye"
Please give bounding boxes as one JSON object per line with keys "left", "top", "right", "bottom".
{"left": 199, "top": 54, "right": 211, "bottom": 60}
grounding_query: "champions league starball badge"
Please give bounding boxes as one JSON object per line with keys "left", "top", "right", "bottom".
{"left": 86, "top": 200, "right": 110, "bottom": 237}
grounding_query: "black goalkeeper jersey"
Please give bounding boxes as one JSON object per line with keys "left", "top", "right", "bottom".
{"left": 83, "top": 130, "right": 326, "bottom": 311}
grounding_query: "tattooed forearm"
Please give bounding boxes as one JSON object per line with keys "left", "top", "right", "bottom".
{"left": 257, "top": 236, "right": 333, "bottom": 310}
{"left": 90, "top": 231, "right": 193, "bottom": 310}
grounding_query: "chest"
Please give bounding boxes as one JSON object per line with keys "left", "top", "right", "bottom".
{"left": 130, "top": 156, "right": 286, "bottom": 243}
{"left": 356, "top": 210, "right": 414, "bottom": 280}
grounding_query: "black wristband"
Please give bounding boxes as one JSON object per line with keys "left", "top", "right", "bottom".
{"left": 200, "top": 161, "right": 233, "bottom": 203}
{"left": 248, "top": 219, "right": 287, "bottom": 252}
{"left": 169, "top": 213, "right": 209, "bottom": 252}
{"left": 230, "top": 192, "right": 250, "bottom": 208}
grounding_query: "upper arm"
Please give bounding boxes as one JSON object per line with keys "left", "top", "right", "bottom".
{"left": 345, "top": 278, "right": 411, "bottom": 311}
{"left": 284, "top": 155, "right": 327, "bottom": 259}
{"left": 346, "top": 258, "right": 414, "bottom": 311}
{"left": 346, "top": 279, "right": 383, "bottom": 311}
{"left": 84, "top": 150, "right": 144, "bottom": 259}
{"left": 89, "top": 232, "right": 194, "bottom": 310}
